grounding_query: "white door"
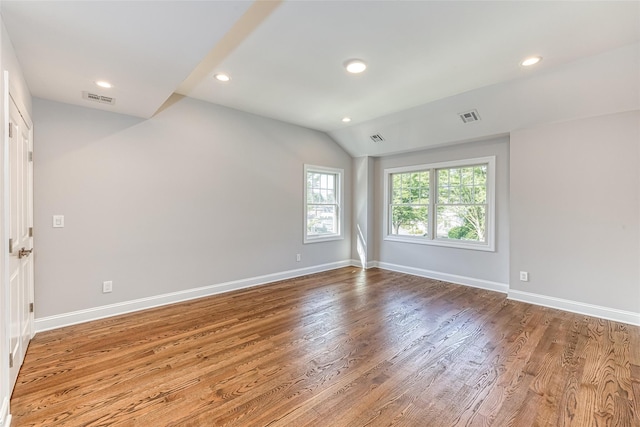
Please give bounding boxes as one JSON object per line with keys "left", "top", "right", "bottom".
{"left": 8, "top": 94, "right": 34, "bottom": 392}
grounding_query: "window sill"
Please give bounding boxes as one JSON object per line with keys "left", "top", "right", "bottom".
{"left": 384, "top": 235, "right": 495, "bottom": 252}
{"left": 304, "top": 235, "right": 344, "bottom": 244}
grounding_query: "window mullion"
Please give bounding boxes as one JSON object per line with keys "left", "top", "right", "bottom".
{"left": 429, "top": 168, "right": 436, "bottom": 241}
{"left": 387, "top": 176, "right": 392, "bottom": 236}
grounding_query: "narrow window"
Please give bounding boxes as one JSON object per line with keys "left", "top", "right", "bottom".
{"left": 304, "top": 165, "right": 344, "bottom": 243}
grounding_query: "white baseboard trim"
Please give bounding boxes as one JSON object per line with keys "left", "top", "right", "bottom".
{"left": 509, "top": 289, "right": 640, "bottom": 326}
{"left": 348, "top": 259, "right": 376, "bottom": 269}
{"left": 35, "top": 260, "right": 355, "bottom": 333}
{"left": 35, "top": 259, "right": 637, "bottom": 333}
{"left": 373, "top": 261, "right": 509, "bottom": 294}
{"left": 349, "top": 258, "right": 364, "bottom": 268}
{"left": 0, "top": 397, "right": 10, "bottom": 427}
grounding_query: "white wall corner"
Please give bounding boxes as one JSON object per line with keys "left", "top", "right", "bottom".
{"left": 375, "top": 261, "right": 509, "bottom": 294}
{"left": 508, "top": 289, "right": 640, "bottom": 326}
{"left": 34, "top": 260, "right": 355, "bottom": 333}
{"left": 365, "top": 260, "right": 379, "bottom": 269}
{"left": 350, "top": 259, "right": 364, "bottom": 269}
{"left": 349, "top": 259, "right": 377, "bottom": 269}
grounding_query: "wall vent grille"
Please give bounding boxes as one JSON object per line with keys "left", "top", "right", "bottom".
{"left": 82, "top": 91, "right": 115, "bottom": 105}
{"left": 370, "top": 133, "right": 385, "bottom": 142}
{"left": 459, "top": 109, "right": 481, "bottom": 123}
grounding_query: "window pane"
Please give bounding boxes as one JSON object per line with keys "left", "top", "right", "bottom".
{"left": 461, "top": 167, "right": 474, "bottom": 185}
{"left": 449, "top": 168, "right": 460, "bottom": 185}
{"left": 307, "top": 205, "right": 337, "bottom": 236}
{"left": 327, "top": 174, "right": 335, "bottom": 190}
{"left": 460, "top": 185, "right": 474, "bottom": 204}
{"left": 436, "top": 205, "right": 486, "bottom": 242}
{"left": 326, "top": 188, "right": 335, "bottom": 203}
{"left": 449, "top": 185, "right": 461, "bottom": 203}
{"left": 474, "top": 166, "right": 487, "bottom": 186}
{"left": 419, "top": 188, "right": 429, "bottom": 204}
{"left": 438, "top": 169, "right": 448, "bottom": 184}
{"left": 474, "top": 186, "right": 486, "bottom": 204}
{"left": 391, "top": 205, "right": 428, "bottom": 236}
{"left": 420, "top": 171, "right": 429, "bottom": 185}
{"left": 320, "top": 174, "right": 327, "bottom": 188}
{"left": 408, "top": 186, "right": 419, "bottom": 203}
{"left": 437, "top": 186, "right": 448, "bottom": 204}
{"left": 392, "top": 188, "right": 402, "bottom": 204}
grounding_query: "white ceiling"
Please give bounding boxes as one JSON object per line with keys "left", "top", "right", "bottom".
{"left": 1, "top": 0, "right": 254, "bottom": 118}
{"left": 2, "top": 1, "right": 639, "bottom": 156}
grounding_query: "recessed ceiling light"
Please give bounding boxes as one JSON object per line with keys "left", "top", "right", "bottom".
{"left": 521, "top": 56, "right": 542, "bottom": 67}
{"left": 342, "top": 117, "right": 352, "bottom": 123}
{"left": 95, "top": 80, "right": 112, "bottom": 89}
{"left": 344, "top": 59, "right": 367, "bottom": 74}
{"left": 214, "top": 73, "right": 231, "bottom": 82}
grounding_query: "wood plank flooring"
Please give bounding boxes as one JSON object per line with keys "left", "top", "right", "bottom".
{"left": 10, "top": 268, "right": 640, "bottom": 426}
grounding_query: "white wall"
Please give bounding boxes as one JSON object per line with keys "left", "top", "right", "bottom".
{"left": 33, "top": 96, "right": 352, "bottom": 321}
{"left": 1, "top": 14, "right": 33, "bottom": 427}
{"left": 352, "top": 156, "right": 375, "bottom": 267}
{"left": 509, "top": 111, "right": 640, "bottom": 320}
{"left": 1, "top": 24, "right": 30, "bottom": 118}
{"left": 373, "top": 137, "right": 510, "bottom": 289}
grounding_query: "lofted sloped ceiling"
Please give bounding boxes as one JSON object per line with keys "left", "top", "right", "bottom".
{"left": 1, "top": 1, "right": 256, "bottom": 118}
{"left": 2, "top": 1, "right": 639, "bottom": 157}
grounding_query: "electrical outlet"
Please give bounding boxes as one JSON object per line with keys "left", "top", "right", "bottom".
{"left": 519, "top": 271, "right": 529, "bottom": 282}
{"left": 296, "top": 254, "right": 301, "bottom": 262}
{"left": 102, "top": 280, "right": 113, "bottom": 293}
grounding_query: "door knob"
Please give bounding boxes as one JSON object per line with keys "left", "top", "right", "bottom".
{"left": 18, "top": 247, "right": 33, "bottom": 259}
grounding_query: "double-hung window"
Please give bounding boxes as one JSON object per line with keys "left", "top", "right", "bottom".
{"left": 384, "top": 156, "right": 495, "bottom": 251}
{"left": 390, "top": 171, "right": 430, "bottom": 237}
{"left": 304, "top": 165, "right": 344, "bottom": 243}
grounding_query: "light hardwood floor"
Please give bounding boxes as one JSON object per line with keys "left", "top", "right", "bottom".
{"left": 10, "top": 268, "right": 640, "bottom": 426}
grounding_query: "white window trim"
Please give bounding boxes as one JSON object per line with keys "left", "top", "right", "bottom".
{"left": 304, "top": 164, "right": 344, "bottom": 244}
{"left": 383, "top": 156, "right": 496, "bottom": 252}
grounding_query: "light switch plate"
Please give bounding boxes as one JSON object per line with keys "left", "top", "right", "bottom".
{"left": 102, "top": 281, "right": 112, "bottom": 293}
{"left": 52, "top": 215, "right": 64, "bottom": 228}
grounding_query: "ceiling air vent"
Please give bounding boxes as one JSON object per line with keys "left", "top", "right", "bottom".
{"left": 370, "top": 133, "right": 385, "bottom": 143}
{"left": 459, "top": 109, "right": 481, "bottom": 123}
{"left": 82, "top": 91, "right": 116, "bottom": 105}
